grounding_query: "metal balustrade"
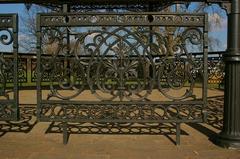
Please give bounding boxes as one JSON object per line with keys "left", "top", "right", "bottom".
{"left": 1, "top": 51, "right": 225, "bottom": 88}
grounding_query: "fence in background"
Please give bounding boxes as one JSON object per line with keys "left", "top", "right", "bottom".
{"left": 2, "top": 51, "right": 225, "bottom": 88}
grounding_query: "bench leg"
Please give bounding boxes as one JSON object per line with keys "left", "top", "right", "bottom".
{"left": 176, "top": 123, "right": 181, "bottom": 145}
{"left": 63, "top": 122, "right": 69, "bottom": 145}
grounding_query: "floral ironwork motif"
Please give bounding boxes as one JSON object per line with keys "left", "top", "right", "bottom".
{"left": 40, "top": 26, "right": 205, "bottom": 101}
{"left": 37, "top": 13, "right": 208, "bottom": 125}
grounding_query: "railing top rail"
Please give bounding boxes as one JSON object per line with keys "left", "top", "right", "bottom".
{"left": 38, "top": 12, "right": 207, "bottom": 27}
{"left": 1, "top": 51, "right": 226, "bottom": 57}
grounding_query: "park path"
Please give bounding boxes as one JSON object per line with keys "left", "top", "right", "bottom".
{"left": 0, "top": 89, "right": 240, "bottom": 159}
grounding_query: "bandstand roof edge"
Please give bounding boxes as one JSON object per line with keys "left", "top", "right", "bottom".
{"left": 0, "top": 0, "right": 231, "bottom": 5}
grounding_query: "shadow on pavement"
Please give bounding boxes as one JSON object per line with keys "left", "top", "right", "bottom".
{"left": 187, "top": 95, "right": 223, "bottom": 138}
{"left": 0, "top": 105, "right": 38, "bottom": 137}
{"left": 0, "top": 96, "right": 224, "bottom": 144}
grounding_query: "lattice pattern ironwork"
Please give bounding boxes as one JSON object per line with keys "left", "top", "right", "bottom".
{"left": 0, "top": 14, "right": 18, "bottom": 121}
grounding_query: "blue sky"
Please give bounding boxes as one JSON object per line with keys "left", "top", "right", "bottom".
{"left": 0, "top": 4, "right": 25, "bottom": 14}
{"left": 0, "top": 3, "right": 228, "bottom": 52}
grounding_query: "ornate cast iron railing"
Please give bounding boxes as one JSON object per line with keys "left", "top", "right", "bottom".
{"left": 0, "top": 14, "right": 18, "bottom": 121}
{"left": 193, "top": 51, "right": 225, "bottom": 86}
{"left": 0, "top": 51, "right": 225, "bottom": 87}
{"left": 36, "top": 12, "right": 208, "bottom": 144}
{"left": 207, "top": 52, "right": 225, "bottom": 85}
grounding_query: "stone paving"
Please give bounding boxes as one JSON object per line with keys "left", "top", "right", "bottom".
{"left": 0, "top": 89, "right": 240, "bottom": 159}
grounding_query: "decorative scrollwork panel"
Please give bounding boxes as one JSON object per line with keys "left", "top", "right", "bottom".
{"left": 0, "top": 14, "right": 18, "bottom": 121}
{"left": 37, "top": 13, "right": 208, "bottom": 123}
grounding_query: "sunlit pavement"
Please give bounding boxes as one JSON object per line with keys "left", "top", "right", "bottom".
{"left": 0, "top": 89, "right": 240, "bottom": 159}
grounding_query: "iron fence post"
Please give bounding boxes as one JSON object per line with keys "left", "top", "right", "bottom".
{"left": 213, "top": 0, "right": 240, "bottom": 148}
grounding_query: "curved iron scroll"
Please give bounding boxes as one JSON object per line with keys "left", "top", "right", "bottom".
{"left": 37, "top": 13, "right": 208, "bottom": 123}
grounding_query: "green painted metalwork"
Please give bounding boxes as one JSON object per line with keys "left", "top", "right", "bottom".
{"left": 0, "top": 14, "right": 18, "bottom": 121}
{"left": 36, "top": 12, "right": 208, "bottom": 144}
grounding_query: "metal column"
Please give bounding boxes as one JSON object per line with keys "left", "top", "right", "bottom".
{"left": 213, "top": 0, "right": 240, "bottom": 148}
